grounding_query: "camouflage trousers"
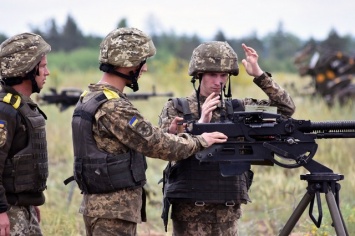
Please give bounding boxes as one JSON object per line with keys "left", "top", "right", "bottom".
{"left": 83, "top": 215, "right": 137, "bottom": 236}
{"left": 7, "top": 205, "right": 42, "bottom": 236}
{"left": 172, "top": 220, "right": 238, "bottom": 236}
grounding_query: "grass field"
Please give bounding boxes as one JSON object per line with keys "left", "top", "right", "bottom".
{"left": 37, "top": 68, "right": 355, "bottom": 235}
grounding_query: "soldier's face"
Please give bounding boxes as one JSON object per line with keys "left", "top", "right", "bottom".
{"left": 35, "top": 55, "right": 50, "bottom": 91}
{"left": 200, "top": 72, "right": 228, "bottom": 97}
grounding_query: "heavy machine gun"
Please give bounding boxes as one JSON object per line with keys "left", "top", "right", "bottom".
{"left": 191, "top": 111, "right": 355, "bottom": 235}
{"left": 37, "top": 86, "right": 174, "bottom": 111}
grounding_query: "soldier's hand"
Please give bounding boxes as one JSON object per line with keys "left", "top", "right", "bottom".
{"left": 0, "top": 212, "right": 10, "bottom": 236}
{"left": 241, "top": 43, "right": 263, "bottom": 77}
{"left": 201, "top": 132, "right": 227, "bottom": 146}
{"left": 198, "top": 92, "right": 220, "bottom": 123}
{"left": 168, "top": 116, "right": 185, "bottom": 134}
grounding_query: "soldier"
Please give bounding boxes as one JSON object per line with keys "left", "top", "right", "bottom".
{"left": 159, "top": 41, "right": 296, "bottom": 235}
{"left": 67, "top": 28, "right": 227, "bottom": 236}
{"left": 0, "top": 33, "right": 51, "bottom": 236}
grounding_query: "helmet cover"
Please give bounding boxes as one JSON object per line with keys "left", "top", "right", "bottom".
{"left": 99, "top": 27, "right": 156, "bottom": 67}
{"left": 0, "top": 32, "right": 51, "bottom": 78}
{"left": 188, "top": 41, "right": 239, "bottom": 76}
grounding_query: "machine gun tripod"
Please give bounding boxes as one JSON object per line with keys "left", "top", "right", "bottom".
{"left": 280, "top": 170, "right": 348, "bottom": 236}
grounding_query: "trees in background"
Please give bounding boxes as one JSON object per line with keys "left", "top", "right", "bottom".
{"left": 3, "top": 14, "right": 354, "bottom": 73}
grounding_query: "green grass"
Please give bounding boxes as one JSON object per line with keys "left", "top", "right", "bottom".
{"left": 38, "top": 68, "right": 355, "bottom": 235}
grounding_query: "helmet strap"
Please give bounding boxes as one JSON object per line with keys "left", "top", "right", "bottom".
{"left": 2, "top": 77, "right": 23, "bottom": 86}
{"left": 1, "top": 65, "right": 40, "bottom": 93}
{"left": 26, "top": 65, "right": 40, "bottom": 94}
{"left": 99, "top": 61, "right": 146, "bottom": 92}
{"left": 191, "top": 74, "right": 202, "bottom": 118}
{"left": 223, "top": 75, "right": 232, "bottom": 100}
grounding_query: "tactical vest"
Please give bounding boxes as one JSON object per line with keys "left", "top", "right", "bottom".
{"left": 164, "top": 97, "right": 252, "bottom": 204}
{"left": 0, "top": 92, "right": 48, "bottom": 193}
{"left": 70, "top": 90, "right": 147, "bottom": 194}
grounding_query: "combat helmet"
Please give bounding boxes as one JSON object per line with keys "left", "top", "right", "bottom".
{"left": 0, "top": 32, "right": 51, "bottom": 78}
{"left": 188, "top": 41, "right": 239, "bottom": 76}
{"left": 189, "top": 41, "right": 239, "bottom": 118}
{"left": 99, "top": 27, "right": 156, "bottom": 91}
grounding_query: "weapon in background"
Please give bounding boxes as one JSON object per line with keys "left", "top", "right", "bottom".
{"left": 292, "top": 42, "right": 355, "bottom": 106}
{"left": 37, "top": 86, "right": 174, "bottom": 111}
{"left": 190, "top": 111, "right": 354, "bottom": 235}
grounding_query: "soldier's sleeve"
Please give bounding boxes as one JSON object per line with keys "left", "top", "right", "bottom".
{"left": 0, "top": 107, "right": 18, "bottom": 213}
{"left": 158, "top": 100, "right": 181, "bottom": 132}
{"left": 252, "top": 72, "right": 296, "bottom": 117}
{"left": 98, "top": 99, "right": 205, "bottom": 161}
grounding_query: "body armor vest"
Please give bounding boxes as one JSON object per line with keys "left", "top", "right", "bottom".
{"left": 1, "top": 92, "right": 48, "bottom": 193}
{"left": 71, "top": 91, "right": 147, "bottom": 194}
{"left": 164, "top": 97, "right": 252, "bottom": 204}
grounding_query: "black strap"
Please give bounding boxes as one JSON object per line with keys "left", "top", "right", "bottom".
{"left": 63, "top": 176, "right": 75, "bottom": 185}
{"left": 141, "top": 187, "right": 147, "bottom": 222}
{"left": 171, "top": 97, "right": 192, "bottom": 122}
{"left": 99, "top": 62, "right": 146, "bottom": 92}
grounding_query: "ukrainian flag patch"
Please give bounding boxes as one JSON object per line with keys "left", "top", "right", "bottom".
{"left": 0, "top": 120, "right": 5, "bottom": 128}
{"left": 129, "top": 116, "right": 138, "bottom": 127}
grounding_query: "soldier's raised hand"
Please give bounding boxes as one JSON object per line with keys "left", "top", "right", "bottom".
{"left": 241, "top": 43, "right": 263, "bottom": 77}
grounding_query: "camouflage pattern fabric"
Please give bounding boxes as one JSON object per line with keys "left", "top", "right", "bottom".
{"left": 158, "top": 73, "right": 295, "bottom": 235}
{"left": 188, "top": 41, "right": 239, "bottom": 76}
{"left": 249, "top": 73, "right": 296, "bottom": 117}
{"left": 0, "top": 33, "right": 50, "bottom": 78}
{"left": 172, "top": 219, "right": 239, "bottom": 236}
{"left": 83, "top": 215, "right": 137, "bottom": 236}
{"left": 7, "top": 205, "right": 42, "bottom": 236}
{"left": 0, "top": 120, "right": 6, "bottom": 147}
{"left": 171, "top": 202, "right": 242, "bottom": 223}
{"left": 99, "top": 27, "right": 156, "bottom": 67}
{"left": 78, "top": 83, "right": 208, "bottom": 224}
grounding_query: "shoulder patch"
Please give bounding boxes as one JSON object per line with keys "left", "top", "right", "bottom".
{"left": 128, "top": 116, "right": 153, "bottom": 138}
{"left": 135, "top": 121, "right": 153, "bottom": 137}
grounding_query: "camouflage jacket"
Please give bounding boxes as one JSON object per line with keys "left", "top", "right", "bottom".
{"left": 78, "top": 83, "right": 209, "bottom": 223}
{"left": 158, "top": 73, "right": 296, "bottom": 223}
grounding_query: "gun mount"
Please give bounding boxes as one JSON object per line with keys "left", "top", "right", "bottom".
{"left": 37, "top": 86, "right": 174, "bottom": 111}
{"left": 190, "top": 111, "right": 354, "bottom": 235}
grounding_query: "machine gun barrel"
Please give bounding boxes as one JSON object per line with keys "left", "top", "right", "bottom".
{"left": 299, "top": 120, "right": 355, "bottom": 139}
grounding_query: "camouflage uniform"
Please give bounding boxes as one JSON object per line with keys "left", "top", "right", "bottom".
{"left": 0, "top": 33, "right": 51, "bottom": 236}
{"left": 158, "top": 42, "right": 295, "bottom": 236}
{"left": 7, "top": 206, "right": 42, "bottom": 236}
{"left": 77, "top": 83, "right": 209, "bottom": 235}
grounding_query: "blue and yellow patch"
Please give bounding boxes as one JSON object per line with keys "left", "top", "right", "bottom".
{"left": 129, "top": 116, "right": 138, "bottom": 127}
{"left": 0, "top": 120, "right": 5, "bottom": 128}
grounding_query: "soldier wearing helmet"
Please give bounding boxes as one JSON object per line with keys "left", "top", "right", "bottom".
{"left": 159, "top": 42, "right": 296, "bottom": 235}
{"left": 0, "top": 32, "right": 51, "bottom": 236}
{"left": 68, "top": 28, "right": 228, "bottom": 235}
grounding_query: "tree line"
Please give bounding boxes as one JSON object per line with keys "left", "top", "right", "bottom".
{"left": 1, "top": 15, "right": 354, "bottom": 73}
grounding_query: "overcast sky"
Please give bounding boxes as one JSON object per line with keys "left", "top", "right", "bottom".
{"left": 1, "top": 0, "right": 354, "bottom": 41}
